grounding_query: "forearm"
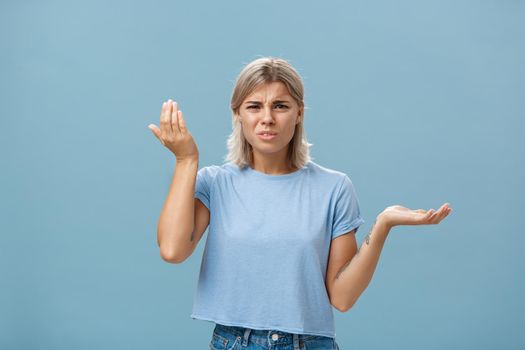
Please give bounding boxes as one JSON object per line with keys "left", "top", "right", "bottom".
{"left": 157, "top": 157, "right": 199, "bottom": 262}
{"left": 331, "top": 217, "right": 391, "bottom": 311}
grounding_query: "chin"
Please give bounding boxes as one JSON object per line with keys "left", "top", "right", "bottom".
{"left": 256, "top": 148, "right": 282, "bottom": 155}
{"left": 252, "top": 144, "right": 285, "bottom": 154}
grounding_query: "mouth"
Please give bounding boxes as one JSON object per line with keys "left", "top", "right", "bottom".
{"left": 257, "top": 132, "right": 278, "bottom": 141}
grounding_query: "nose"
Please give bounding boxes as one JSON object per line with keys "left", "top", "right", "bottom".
{"left": 261, "top": 105, "right": 275, "bottom": 125}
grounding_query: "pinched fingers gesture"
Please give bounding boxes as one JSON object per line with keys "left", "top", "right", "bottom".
{"left": 148, "top": 99, "right": 199, "bottom": 161}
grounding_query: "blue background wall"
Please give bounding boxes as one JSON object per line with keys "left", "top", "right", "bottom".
{"left": 1, "top": 1, "right": 523, "bottom": 349}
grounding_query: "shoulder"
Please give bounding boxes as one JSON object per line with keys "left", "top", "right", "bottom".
{"left": 306, "top": 161, "right": 352, "bottom": 187}
{"left": 197, "top": 162, "right": 239, "bottom": 180}
{"left": 305, "top": 162, "right": 361, "bottom": 203}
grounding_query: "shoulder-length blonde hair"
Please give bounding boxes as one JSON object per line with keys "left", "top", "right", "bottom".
{"left": 223, "top": 56, "right": 313, "bottom": 169}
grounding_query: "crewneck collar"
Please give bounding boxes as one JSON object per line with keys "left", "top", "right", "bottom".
{"left": 244, "top": 162, "right": 309, "bottom": 180}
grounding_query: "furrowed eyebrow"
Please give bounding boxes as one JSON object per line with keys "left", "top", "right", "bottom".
{"left": 245, "top": 100, "right": 291, "bottom": 104}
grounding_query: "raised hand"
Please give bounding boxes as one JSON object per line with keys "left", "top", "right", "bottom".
{"left": 378, "top": 202, "right": 452, "bottom": 229}
{"left": 148, "top": 100, "right": 199, "bottom": 161}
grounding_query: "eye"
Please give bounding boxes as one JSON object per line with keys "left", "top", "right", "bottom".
{"left": 275, "top": 104, "right": 288, "bottom": 109}
{"left": 247, "top": 105, "right": 259, "bottom": 109}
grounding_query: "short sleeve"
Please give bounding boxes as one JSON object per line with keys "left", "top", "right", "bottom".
{"left": 331, "top": 175, "right": 365, "bottom": 240}
{"left": 194, "top": 167, "right": 212, "bottom": 210}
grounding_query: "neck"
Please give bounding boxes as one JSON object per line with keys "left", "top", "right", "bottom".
{"left": 250, "top": 149, "right": 295, "bottom": 175}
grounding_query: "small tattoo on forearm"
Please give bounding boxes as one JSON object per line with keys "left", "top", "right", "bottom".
{"left": 334, "top": 221, "right": 377, "bottom": 281}
{"left": 365, "top": 221, "right": 375, "bottom": 245}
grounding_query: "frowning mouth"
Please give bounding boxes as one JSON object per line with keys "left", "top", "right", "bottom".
{"left": 257, "top": 132, "right": 278, "bottom": 141}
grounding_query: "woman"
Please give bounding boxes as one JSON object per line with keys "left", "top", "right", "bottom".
{"left": 148, "top": 57, "right": 452, "bottom": 350}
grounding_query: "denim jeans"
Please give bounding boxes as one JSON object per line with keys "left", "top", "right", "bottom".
{"left": 209, "top": 323, "right": 340, "bottom": 350}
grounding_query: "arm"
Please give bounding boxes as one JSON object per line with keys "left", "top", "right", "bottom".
{"left": 327, "top": 217, "right": 391, "bottom": 312}
{"left": 327, "top": 203, "right": 452, "bottom": 311}
{"left": 149, "top": 100, "right": 210, "bottom": 264}
{"left": 157, "top": 157, "right": 199, "bottom": 263}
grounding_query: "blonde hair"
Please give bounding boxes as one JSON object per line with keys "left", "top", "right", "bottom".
{"left": 223, "top": 56, "right": 313, "bottom": 169}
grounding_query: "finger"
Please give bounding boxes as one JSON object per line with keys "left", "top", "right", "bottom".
{"left": 167, "top": 99, "right": 176, "bottom": 133}
{"left": 436, "top": 203, "right": 451, "bottom": 218}
{"left": 431, "top": 205, "right": 449, "bottom": 224}
{"left": 148, "top": 124, "right": 165, "bottom": 145}
{"left": 178, "top": 110, "right": 187, "bottom": 134}
{"left": 422, "top": 209, "right": 435, "bottom": 222}
{"left": 171, "top": 101, "right": 181, "bottom": 134}
{"left": 426, "top": 208, "right": 440, "bottom": 222}
{"left": 431, "top": 212, "right": 445, "bottom": 224}
{"left": 160, "top": 100, "right": 172, "bottom": 139}
{"left": 438, "top": 203, "right": 449, "bottom": 211}
{"left": 436, "top": 207, "right": 452, "bottom": 223}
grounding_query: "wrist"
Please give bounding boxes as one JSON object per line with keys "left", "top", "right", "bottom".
{"left": 376, "top": 213, "right": 394, "bottom": 232}
{"left": 175, "top": 157, "right": 199, "bottom": 171}
{"left": 176, "top": 155, "right": 199, "bottom": 165}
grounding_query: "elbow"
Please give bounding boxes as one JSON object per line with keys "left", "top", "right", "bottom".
{"left": 331, "top": 297, "right": 355, "bottom": 313}
{"left": 332, "top": 303, "right": 350, "bottom": 313}
{"left": 159, "top": 245, "right": 187, "bottom": 264}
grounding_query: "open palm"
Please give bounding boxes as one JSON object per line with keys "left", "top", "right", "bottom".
{"left": 380, "top": 202, "right": 452, "bottom": 229}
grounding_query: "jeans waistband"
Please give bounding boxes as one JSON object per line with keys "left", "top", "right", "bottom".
{"left": 214, "top": 323, "right": 329, "bottom": 349}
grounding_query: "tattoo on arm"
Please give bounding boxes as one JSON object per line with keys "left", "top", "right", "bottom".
{"left": 334, "top": 221, "right": 377, "bottom": 280}
{"left": 190, "top": 230, "right": 195, "bottom": 242}
{"left": 365, "top": 221, "right": 375, "bottom": 245}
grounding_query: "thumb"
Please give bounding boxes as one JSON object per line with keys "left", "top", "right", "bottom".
{"left": 148, "top": 124, "right": 162, "bottom": 141}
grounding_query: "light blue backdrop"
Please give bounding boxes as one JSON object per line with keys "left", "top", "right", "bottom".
{"left": 1, "top": 1, "right": 523, "bottom": 349}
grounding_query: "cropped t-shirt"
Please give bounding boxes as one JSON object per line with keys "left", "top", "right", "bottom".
{"left": 190, "top": 160, "right": 365, "bottom": 338}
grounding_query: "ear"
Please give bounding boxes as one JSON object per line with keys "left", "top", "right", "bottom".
{"left": 234, "top": 111, "right": 241, "bottom": 123}
{"left": 297, "top": 106, "right": 304, "bottom": 124}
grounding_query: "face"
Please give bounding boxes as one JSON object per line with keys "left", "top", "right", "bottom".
{"left": 237, "top": 81, "right": 303, "bottom": 159}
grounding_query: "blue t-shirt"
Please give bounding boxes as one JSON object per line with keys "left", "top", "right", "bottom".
{"left": 190, "top": 160, "right": 365, "bottom": 338}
